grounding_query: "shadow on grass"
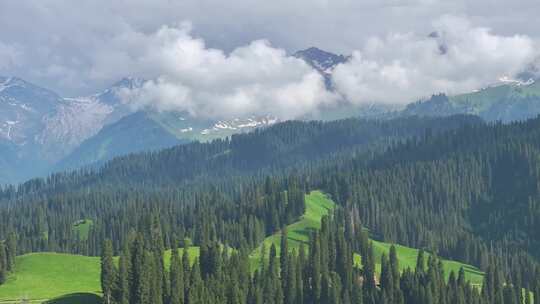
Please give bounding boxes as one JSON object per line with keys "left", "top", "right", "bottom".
{"left": 293, "top": 227, "right": 317, "bottom": 238}
{"left": 288, "top": 236, "right": 309, "bottom": 245}
{"left": 44, "top": 293, "right": 102, "bottom": 304}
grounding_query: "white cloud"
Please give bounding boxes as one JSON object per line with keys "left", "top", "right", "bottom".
{"left": 0, "top": 43, "right": 21, "bottom": 70}
{"left": 3, "top": 0, "right": 540, "bottom": 96}
{"left": 332, "top": 15, "right": 537, "bottom": 104}
{"left": 1, "top": 1, "right": 540, "bottom": 119}
{"left": 118, "top": 25, "right": 336, "bottom": 119}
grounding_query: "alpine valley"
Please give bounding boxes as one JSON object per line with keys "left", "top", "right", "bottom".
{"left": 5, "top": 3, "right": 540, "bottom": 304}
{"left": 2, "top": 48, "right": 540, "bottom": 184}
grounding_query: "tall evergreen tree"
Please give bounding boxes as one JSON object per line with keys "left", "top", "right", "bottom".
{"left": 309, "top": 232, "right": 322, "bottom": 304}
{"left": 101, "top": 239, "right": 117, "bottom": 304}
{"left": 5, "top": 233, "right": 16, "bottom": 271}
{"left": 280, "top": 228, "right": 289, "bottom": 291}
{"left": 362, "top": 243, "right": 377, "bottom": 304}
{"left": 117, "top": 242, "right": 131, "bottom": 304}
{"left": 170, "top": 243, "right": 184, "bottom": 304}
{"left": 0, "top": 242, "right": 6, "bottom": 284}
{"left": 380, "top": 253, "right": 393, "bottom": 302}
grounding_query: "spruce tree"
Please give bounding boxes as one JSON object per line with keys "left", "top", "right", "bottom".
{"left": 415, "top": 249, "right": 425, "bottom": 277}
{"left": 309, "top": 232, "right": 322, "bottom": 304}
{"left": 188, "top": 258, "right": 203, "bottom": 304}
{"left": 329, "top": 272, "right": 342, "bottom": 304}
{"left": 117, "top": 243, "right": 131, "bottom": 304}
{"left": 280, "top": 228, "right": 289, "bottom": 289}
{"left": 0, "top": 242, "right": 6, "bottom": 285}
{"left": 389, "top": 245, "right": 400, "bottom": 288}
{"left": 352, "top": 280, "right": 363, "bottom": 304}
{"left": 170, "top": 243, "right": 184, "bottom": 304}
{"left": 295, "top": 251, "right": 304, "bottom": 304}
{"left": 181, "top": 243, "right": 191, "bottom": 300}
{"left": 380, "top": 253, "right": 393, "bottom": 302}
{"left": 6, "top": 233, "right": 16, "bottom": 271}
{"left": 101, "top": 239, "right": 117, "bottom": 304}
{"left": 139, "top": 250, "right": 154, "bottom": 304}
{"left": 284, "top": 252, "right": 296, "bottom": 304}
{"left": 130, "top": 234, "right": 146, "bottom": 304}
{"left": 151, "top": 215, "right": 165, "bottom": 304}
{"left": 362, "top": 243, "right": 377, "bottom": 304}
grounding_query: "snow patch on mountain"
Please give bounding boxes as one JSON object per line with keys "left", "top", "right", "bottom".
{"left": 498, "top": 76, "right": 535, "bottom": 86}
{"left": 201, "top": 116, "right": 278, "bottom": 135}
{"left": 0, "top": 77, "right": 15, "bottom": 93}
{"left": 37, "top": 97, "right": 116, "bottom": 159}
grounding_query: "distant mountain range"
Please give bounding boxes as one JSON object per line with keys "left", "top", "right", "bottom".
{"left": 1, "top": 47, "right": 540, "bottom": 183}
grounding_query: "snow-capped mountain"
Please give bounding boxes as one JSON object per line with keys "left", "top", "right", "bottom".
{"left": 0, "top": 76, "right": 140, "bottom": 163}
{"left": 37, "top": 78, "right": 141, "bottom": 160}
{"left": 0, "top": 75, "right": 285, "bottom": 182}
{"left": 0, "top": 76, "right": 60, "bottom": 144}
{"left": 0, "top": 77, "right": 145, "bottom": 183}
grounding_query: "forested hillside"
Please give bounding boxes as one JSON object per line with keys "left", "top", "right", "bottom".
{"left": 316, "top": 117, "right": 540, "bottom": 288}
{"left": 0, "top": 115, "right": 479, "bottom": 256}
{"left": 2, "top": 115, "right": 479, "bottom": 197}
{"left": 1, "top": 114, "right": 540, "bottom": 303}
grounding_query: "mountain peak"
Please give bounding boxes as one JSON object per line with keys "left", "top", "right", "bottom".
{"left": 110, "top": 77, "right": 145, "bottom": 90}
{"left": 0, "top": 76, "right": 34, "bottom": 93}
{"left": 293, "top": 47, "right": 348, "bottom": 89}
{"left": 293, "top": 47, "right": 348, "bottom": 72}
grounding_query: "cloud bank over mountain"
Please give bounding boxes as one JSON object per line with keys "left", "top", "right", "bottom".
{"left": 116, "top": 25, "right": 336, "bottom": 120}
{"left": 332, "top": 15, "right": 537, "bottom": 105}
{"left": 1, "top": 1, "right": 539, "bottom": 119}
{"left": 117, "top": 16, "right": 537, "bottom": 118}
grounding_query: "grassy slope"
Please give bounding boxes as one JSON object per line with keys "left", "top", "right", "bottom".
{"left": 369, "top": 241, "right": 484, "bottom": 285}
{"left": 0, "top": 253, "right": 101, "bottom": 302}
{"left": 252, "top": 190, "right": 484, "bottom": 285}
{"left": 0, "top": 247, "right": 201, "bottom": 303}
{"left": 251, "top": 190, "right": 334, "bottom": 260}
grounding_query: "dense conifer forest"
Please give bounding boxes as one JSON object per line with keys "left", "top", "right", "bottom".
{"left": 2, "top": 114, "right": 540, "bottom": 303}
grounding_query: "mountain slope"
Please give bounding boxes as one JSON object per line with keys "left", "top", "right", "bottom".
{"left": 403, "top": 81, "right": 540, "bottom": 122}
{"left": 250, "top": 191, "right": 484, "bottom": 284}
{"left": 56, "top": 111, "right": 187, "bottom": 171}
{"left": 83, "top": 115, "right": 475, "bottom": 189}
{"left": 0, "top": 77, "right": 140, "bottom": 183}
{"left": 57, "top": 110, "right": 280, "bottom": 171}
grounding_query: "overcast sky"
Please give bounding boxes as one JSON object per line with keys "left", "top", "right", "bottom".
{"left": 1, "top": 0, "right": 539, "bottom": 118}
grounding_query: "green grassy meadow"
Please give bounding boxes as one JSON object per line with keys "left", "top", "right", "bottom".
{"left": 0, "top": 253, "right": 101, "bottom": 303}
